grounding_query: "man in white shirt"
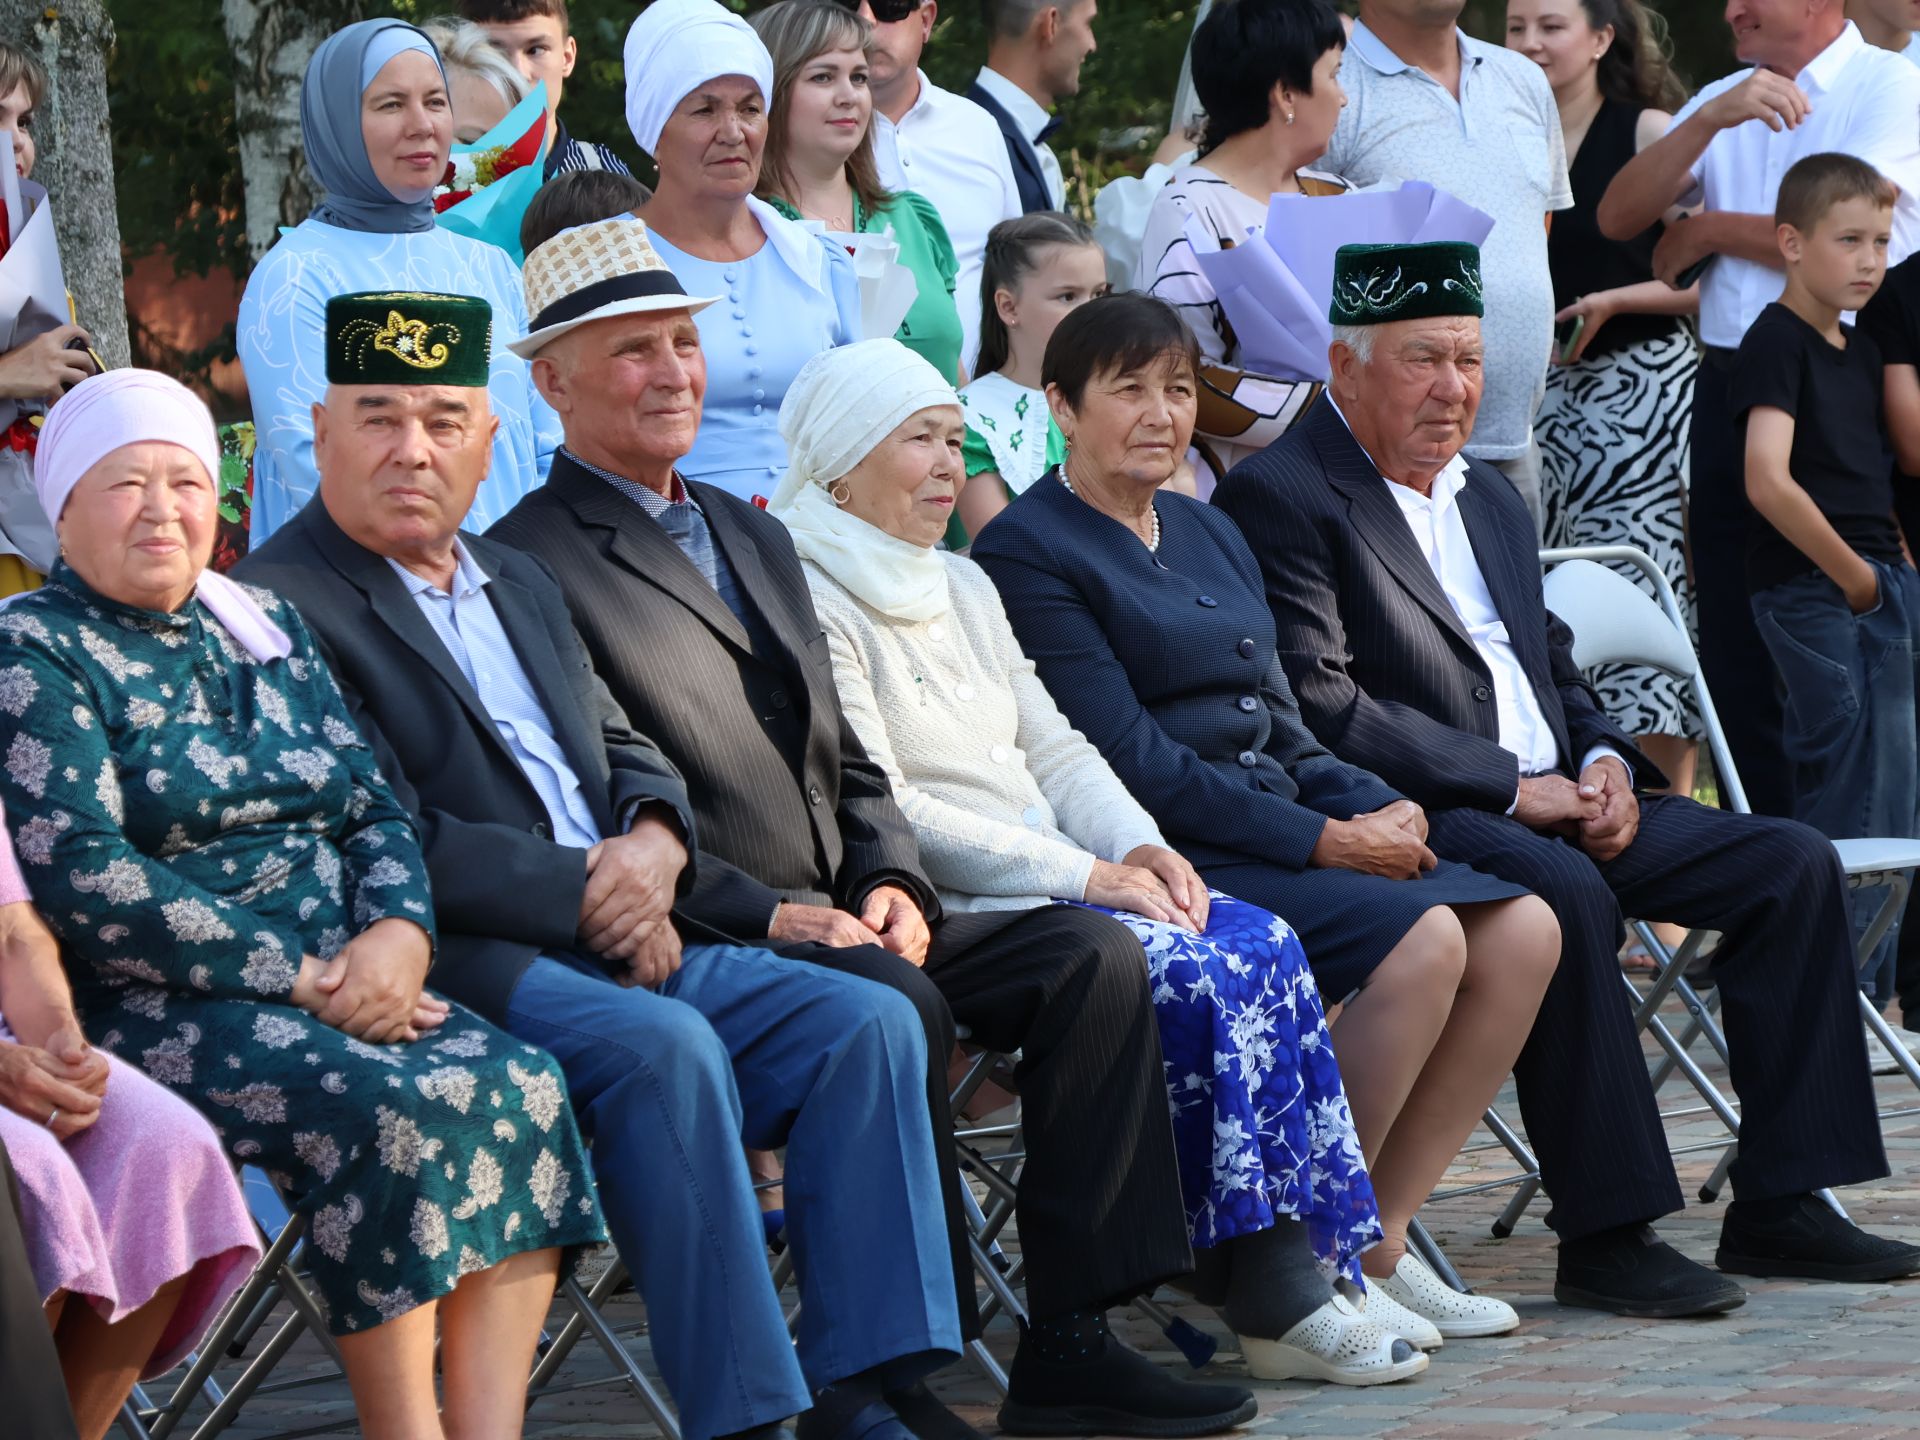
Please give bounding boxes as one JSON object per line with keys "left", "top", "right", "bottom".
{"left": 1217, "top": 239, "right": 1920, "bottom": 1317}
{"left": 1320, "top": 0, "right": 1572, "bottom": 533}
{"left": 856, "top": 0, "right": 1022, "bottom": 371}
{"left": 1598, "top": 2, "right": 1920, "bottom": 820}
{"left": 967, "top": 0, "right": 1100, "bottom": 215}
{"left": 1848, "top": 0, "right": 1920, "bottom": 60}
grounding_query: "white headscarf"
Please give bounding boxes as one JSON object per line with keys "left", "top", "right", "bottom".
{"left": 769, "top": 340, "right": 961, "bottom": 623}
{"left": 37, "top": 371, "right": 292, "bottom": 662}
{"left": 623, "top": 0, "right": 775, "bottom": 156}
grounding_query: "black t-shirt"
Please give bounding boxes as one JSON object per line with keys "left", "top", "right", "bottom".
{"left": 1730, "top": 302, "right": 1901, "bottom": 592}
{"left": 1858, "top": 254, "right": 1920, "bottom": 550}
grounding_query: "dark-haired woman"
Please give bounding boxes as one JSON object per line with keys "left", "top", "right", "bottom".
{"left": 974, "top": 292, "right": 1561, "bottom": 1347}
{"left": 1138, "top": 0, "right": 1349, "bottom": 482}
{"left": 750, "top": 0, "right": 964, "bottom": 385}
{"left": 1508, "top": 0, "right": 1702, "bottom": 816}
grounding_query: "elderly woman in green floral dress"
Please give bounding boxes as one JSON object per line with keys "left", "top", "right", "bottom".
{"left": 0, "top": 368, "right": 604, "bottom": 1440}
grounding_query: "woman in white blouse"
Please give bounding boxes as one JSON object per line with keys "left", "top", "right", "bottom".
{"left": 772, "top": 339, "right": 1433, "bottom": 1389}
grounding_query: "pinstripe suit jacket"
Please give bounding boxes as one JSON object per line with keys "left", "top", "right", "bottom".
{"left": 236, "top": 501, "right": 699, "bottom": 1021}
{"left": 488, "top": 451, "right": 938, "bottom": 939}
{"left": 1212, "top": 399, "right": 1660, "bottom": 814}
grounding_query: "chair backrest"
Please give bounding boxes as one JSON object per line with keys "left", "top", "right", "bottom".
{"left": 1542, "top": 558, "right": 1699, "bottom": 678}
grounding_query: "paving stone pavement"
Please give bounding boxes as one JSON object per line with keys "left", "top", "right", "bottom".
{"left": 171, "top": 1031, "right": 1920, "bottom": 1440}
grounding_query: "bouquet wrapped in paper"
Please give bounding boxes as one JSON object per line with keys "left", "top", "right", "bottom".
{"left": 797, "top": 218, "right": 920, "bottom": 341}
{"left": 435, "top": 88, "right": 551, "bottom": 263}
{"left": 1186, "top": 180, "right": 1494, "bottom": 382}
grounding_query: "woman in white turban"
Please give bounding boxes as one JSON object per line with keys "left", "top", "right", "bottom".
{"left": 624, "top": 0, "right": 861, "bottom": 503}
{"left": 772, "top": 339, "right": 1434, "bottom": 1391}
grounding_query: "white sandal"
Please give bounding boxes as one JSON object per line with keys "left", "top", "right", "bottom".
{"left": 1350, "top": 1276, "right": 1444, "bottom": 1351}
{"left": 1374, "top": 1252, "right": 1518, "bottom": 1338}
{"left": 1238, "top": 1294, "right": 1430, "bottom": 1386}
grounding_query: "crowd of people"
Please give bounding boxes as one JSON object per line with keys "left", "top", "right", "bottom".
{"left": 5, "top": 0, "right": 1920, "bottom": 1436}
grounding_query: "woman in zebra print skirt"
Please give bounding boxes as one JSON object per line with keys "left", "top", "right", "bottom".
{"left": 1510, "top": 0, "right": 1703, "bottom": 803}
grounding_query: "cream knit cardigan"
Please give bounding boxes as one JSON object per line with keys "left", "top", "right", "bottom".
{"left": 803, "top": 551, "right": 1167, "bottom": 911}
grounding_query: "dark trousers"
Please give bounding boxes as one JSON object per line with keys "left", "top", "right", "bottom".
{"left": 1426, "top": 795, "right": 1886, "bottom": 1238}
{"left": 0, "top": 1143, "right": 78, "bottom": 1440}
{"left": 797, "top": 905, "right": 1193, "bottom": 1322}
{"left": 1692, "top": 350, "right": 1792, "bottom": 817}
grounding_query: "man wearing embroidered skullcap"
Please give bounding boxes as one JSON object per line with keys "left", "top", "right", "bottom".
{"left": 492, "top": 219, "right": 1262, "bottom": 1437}
{"left": 240, "top": 288, "right": 970, "bottom": 1440}
{"left": 1214, "top": 239, "right": 1920, "bottom": 1318}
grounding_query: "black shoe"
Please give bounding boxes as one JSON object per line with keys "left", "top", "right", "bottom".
{"left": 883, "top": 1381, "right": 987, "bottom": 1440}
{"left": 1717, "top": 1194, "right": 1920, "bottom": 1282}
{"left": 1554, "top": 1223, "right": 1747, "bottom": 1318}
{"left": 997, "top": 1334, "right": 1256, "bottom": 1438}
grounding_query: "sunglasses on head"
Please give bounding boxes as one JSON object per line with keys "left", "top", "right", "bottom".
{"left": 832, "top": 0, "right": 923, "bottom": 23}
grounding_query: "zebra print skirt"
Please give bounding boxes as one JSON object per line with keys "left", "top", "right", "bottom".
{"left": 1537, "top": 324, "right": 1704, "bottom": 741}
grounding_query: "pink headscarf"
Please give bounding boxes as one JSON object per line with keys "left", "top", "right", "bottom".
{"left": 37, "top": 371, "right": 291, "bottom": 662}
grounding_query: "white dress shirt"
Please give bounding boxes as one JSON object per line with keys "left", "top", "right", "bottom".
{"left": 872, "top": 70, "right": 1023, "bottom": 370}
{"left": 1371, "top": 443, "right": 1628, "bottom": 805}
{"left": 972, "top": 65, "right": 1067, "bottom": 210}
{"left": 1674, "top": 22, "right": 1920, "bottom": 348}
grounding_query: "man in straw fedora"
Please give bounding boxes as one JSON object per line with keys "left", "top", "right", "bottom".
{"left": 492, "top": 214, "right": 1261, "bottom": 1439}
{"left": 240, "top": 287, "right": 971, "bottom": 1440}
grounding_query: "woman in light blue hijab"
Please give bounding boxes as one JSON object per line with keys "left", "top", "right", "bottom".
{"left": 236, "top": 18, "right": 561, "bottom": 548}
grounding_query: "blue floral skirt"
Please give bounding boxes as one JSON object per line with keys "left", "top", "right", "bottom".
{"left": 1071, "top": 890, "right": 1381, "bottom": 1283}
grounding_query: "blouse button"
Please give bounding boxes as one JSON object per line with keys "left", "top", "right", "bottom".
{"left": 1237, "top": 750, "right": 1258, "bottom": 769}
{"left": 990, "top": 745, "right": 1009, "bottom": 762}
{"left": 1022, "top": 806, "right": 1042, "bottom": 826}
{"left": 1238, "top": 638, "right": 1256, "bottom": 658}
{"left": 928, "top": 623, "right": 946, "bottom": 641}
{"left": 753, "top": 387, "right": 766, "bottom": 401}
{"left": 730, "top": 291, "right": 743, "bottom": 304}
{"left": 1237, "top": 695, "right": 1257, "bottom": 713}
{"left": 752, "top": 404, "right": 764, "bottom": 416}
{"left": 724, "top": 271, "right": 739, "bottom": 284}
{"left": 741, "top": 324, "right": 754, "bottom": 337}
{"left": 732, "top": 308, "right": 746, "bottom": 319}
{"left": 745, "top": 344, "right": 760, "bottom": 356}
{"left": 955, "top": 683, "right": 974, "bottom": 701}
{"left": 1197, "top": 595, "right": 1218, "bottom": 608}
{"left": 748, "top": 366, "right": 764, "bottom": 379}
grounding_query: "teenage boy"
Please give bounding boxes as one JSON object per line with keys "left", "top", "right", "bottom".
{"left": 1735, "top": 151, "right": 1918, "bottom": 1020}
{"left": 457, "top": 0, "right": 633, "bottom": 179}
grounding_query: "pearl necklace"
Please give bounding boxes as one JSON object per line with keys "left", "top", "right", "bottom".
{"left": 1060, "top": 469, "right": 1161, "bottom": 552}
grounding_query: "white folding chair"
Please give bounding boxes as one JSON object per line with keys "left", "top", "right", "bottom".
{"left": 1540, "top": 544, "right": 1920, "bottom": 1196}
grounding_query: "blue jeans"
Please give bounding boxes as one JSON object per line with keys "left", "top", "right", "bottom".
{"left": 505, "top": 946, "right": 959, "bottom": 1440}
{"left": 1752, "top": 559, "right": 1920, "bottom": 1003}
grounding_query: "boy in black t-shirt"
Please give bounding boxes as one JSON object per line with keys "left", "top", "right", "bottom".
{"left": 1735, "top": 151, "right": 1917, "bottom": 1009}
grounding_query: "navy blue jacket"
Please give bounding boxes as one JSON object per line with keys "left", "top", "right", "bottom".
{"left": 970, "top": 473, "right": 1403, "bottom": 872}
{"left": 1212, "top": 398, "right": 1661, "bottom": 814}
{"left": 965, "top": 79, "right": 1054, "bottom": 215}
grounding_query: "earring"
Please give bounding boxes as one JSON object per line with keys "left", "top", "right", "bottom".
{"left": 1284, "top": 109, "right": 1296, "bottom": 126}
{"left": 828, "top": 478, "right": 851, "bottom": 505}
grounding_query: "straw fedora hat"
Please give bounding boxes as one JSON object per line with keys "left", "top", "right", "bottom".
{"left": 510, "top": 216, "right": 720, "bottom": 359}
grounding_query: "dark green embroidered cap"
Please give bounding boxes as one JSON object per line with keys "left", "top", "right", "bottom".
{"left": 1328, "top": 242, "right": 1485, "bottom": 326}
{"left": 326, "top": 292, "right": 493, "bottom": 387}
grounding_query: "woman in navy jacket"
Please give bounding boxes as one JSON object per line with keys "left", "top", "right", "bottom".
{"left": 971, "top": 294, "right": 1561, "bottom": 1341}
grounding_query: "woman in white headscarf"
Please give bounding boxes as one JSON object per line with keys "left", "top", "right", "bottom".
{"left": 772, "top": 339, "right": 1433, "bottom": 1389}
{"left": 236, "top": 18, "right": 561, "bottom": 548}
{"left": 625, "top": 0, "right": 861, "bottom": 503}
{"left": 0, "top": 369, "right": 607, "bottom": 1440}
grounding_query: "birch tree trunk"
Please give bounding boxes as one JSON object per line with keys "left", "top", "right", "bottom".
{"left": 0, "top": 0, "right": 128, "bottom": 368}
{"left": 224, "top": 0, "right": 363, "bottom": 263}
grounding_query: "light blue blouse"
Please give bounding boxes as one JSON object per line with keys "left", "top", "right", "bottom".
{"left": 236, "top": 220, "right": 561, "bottom": 544}
{"left": 648, "top": 205, "right": 861, "bottom": 503}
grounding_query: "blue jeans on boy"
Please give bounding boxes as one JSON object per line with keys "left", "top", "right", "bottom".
{"left": 1752, "top": 558, "right": 1920, "bottom": 1005}
{"left": 503, "top": 944, "right": 961, "bottom": 1440}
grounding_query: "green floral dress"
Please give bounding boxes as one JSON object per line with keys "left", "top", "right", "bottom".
{"left": 0, "top": 566, "right": 605, "bottom": 1333}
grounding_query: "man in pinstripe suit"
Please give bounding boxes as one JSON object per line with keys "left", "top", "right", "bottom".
{"left": 1214, "top": 239, "right": 1920, "bottom": 1316}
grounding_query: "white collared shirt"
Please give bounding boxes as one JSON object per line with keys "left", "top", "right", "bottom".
{"left": 972, "top": 65, "right": 1067, "bottom": 209}
{"left": 1321, "top": 23, "right": 1571, "bottom": 463}
{"left": 872, "top": 70, "right": 1023, "bottom": 370}
{"left": 1328, "top": 402, "right": 1626, "bottom": 804}
{"left": 1676, "top": 22, "right": 1920, "bottom": 348}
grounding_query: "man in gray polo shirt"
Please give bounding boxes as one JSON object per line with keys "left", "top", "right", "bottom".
{"left": 1321, "top": 0, "right": 1570, "bottom": 532}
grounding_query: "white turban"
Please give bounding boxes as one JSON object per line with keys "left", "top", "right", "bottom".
{"left": 624, "top": 0, "right": 775, "bottom": 156}
{"left": 38, "top": 370, "right": 291, "bottom": 662}
{"left": 769, "top": 339, "right": 961, "bottom": 623}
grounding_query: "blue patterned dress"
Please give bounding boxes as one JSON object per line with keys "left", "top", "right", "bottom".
{"left": 0, "top": 566, "right": 605, "bottom": 1333}
{"left": 1077, "top": 890, "right": 1380, "bottom": 1282}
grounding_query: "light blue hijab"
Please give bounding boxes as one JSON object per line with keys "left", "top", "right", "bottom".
{"left": 302, "top": 19, "right": 446, "bottom": 233}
